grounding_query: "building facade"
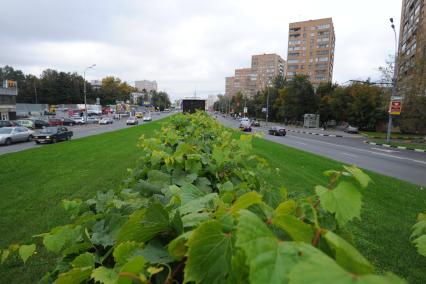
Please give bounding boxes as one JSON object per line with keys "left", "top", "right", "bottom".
{"left": 286, "top": 18, "right": 335, "bottom": 86}
{"left": 226, "top": 53, "right": 286, "bottom": 98}
{"left": 0, "top": 80, "right": 18, "bottom": 121}
{"left": 397, "top": 0, "right": 426, "bottom": 95}
{"left": 135, "top": 80, "right": 158, "bottom": 92}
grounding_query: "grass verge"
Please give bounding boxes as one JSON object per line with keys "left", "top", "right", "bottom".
{"left": 369, "top": 138, "right": 426, "bottom": 151}
{"left": 0, "top": 116, "right": 425, "bottom": 283}
{"left": 361, "top": 131, "right": 425, "bottom": 139}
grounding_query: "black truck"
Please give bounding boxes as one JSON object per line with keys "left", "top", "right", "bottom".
{"left": 182, "top": 99, "right": 206, "bottom": 114}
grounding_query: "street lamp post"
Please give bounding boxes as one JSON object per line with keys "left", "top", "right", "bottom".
{"left": 83, "top": 64, "right": 96, "bottom": 123}
{"left": 266, "top": 87, "right": 269, "bottom": 126}
{"left": 387, "top": 18, "right": 398, "bottom": 143}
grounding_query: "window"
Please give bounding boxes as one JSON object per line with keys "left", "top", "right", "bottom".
{"left": 288, "top": 52, "right": 300, "bottom": 57}
{"left": 317, "top": 57, "right": 329, "bottom": 62}
{"left": 317, "top": 24, "right": 330, "bottom": 30}
{"left": 288, "top": 65, "right": 299, "bottom": 70}
{"left": 317, "top": 43, "right": 329, "bottom": 49}
{"left": 287, "top": 72, "right": 296, "bottom": 76}
{"left": 317, "top": 37, "right": 329, "bottom": 42}
{"left": 289, "top": 40, "right": 301, "bottom": 45}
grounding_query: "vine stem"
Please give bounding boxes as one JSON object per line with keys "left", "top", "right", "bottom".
{"left": 312, "top": 228, "right": 322, "bottom": 247}
{"left": 164, "top": 259, "right": 186, "bottom": 284}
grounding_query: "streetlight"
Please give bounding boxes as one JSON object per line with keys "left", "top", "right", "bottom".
{"left": 83, "top": 64, "right": 96, "bottom": 123}
{"left": 386, "top": 18, "right": 398, "bottom": 143}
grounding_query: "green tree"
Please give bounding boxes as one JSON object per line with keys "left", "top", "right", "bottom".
{"left": 316, "top": 82, "right": 337, "bottom": 128}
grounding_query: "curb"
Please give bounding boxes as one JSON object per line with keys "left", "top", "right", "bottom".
{"left": 286, "top": 129, "right": 343, "bottom": 138}
{"left": 364, "top": 141, "right": 426, "bottom": 153}
{"left": 365, "top": 135, "right": 424, "bottom": 141}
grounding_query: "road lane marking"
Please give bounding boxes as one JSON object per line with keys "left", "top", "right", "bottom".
{"left": 340, "top": 152, "right": 358, "bottom": 158}
{"left": 371, "top": 147, "right": 399, "bottom": 153}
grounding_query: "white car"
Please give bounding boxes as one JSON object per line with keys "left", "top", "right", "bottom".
{"left": 86, "top": 117, "right": 100, "bottom": 124}
{"left": 99, "top": 117, "right": 113, "bottom": 125}
{"left": 143, "top": 115, "right": 152, "bottom": 121}
{"left": 126, "top": 117, "right": 138, "bottom": 125}
{"left": 0, "top": 127, "right": 35, "bottom": 145}
{"left": 72, "top": 117, "right": 86, "bottom": 125}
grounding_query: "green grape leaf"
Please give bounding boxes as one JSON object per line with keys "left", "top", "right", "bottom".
{"left": 315, "top": 181, "right": 362, "bottom": 227}
{"left": 1, "top": 249, "right": 10, "bottom": 264}
{"left": 113, "top": 242, "right": 139, "bottom": 265}
{"left": 271, "top": 214, "right": 314, "bottom": 243}
{"left": 168, "top": 231, "right": 192, "bottom": 260}
{"left": 275, "top": 200, "right": 297, "bottom": 216}
{"left": 323, "top": 231, "right": 373, "bottom": 275}
{"left": 72, "top": 252, "right": 95, "bottom": 268}
{"left": 91, "top": 267, "right": 119, "bottom": 284}
{"left": 118, "top": 256, "right": 146, "bottom": 284}
{"left": 139, "top": 239, "right": 174, "bottom": 264}
{"left": 184, "top": 221, "right": 233, "bottom": 284}
{"left": 218, "top": 181, "right": 234, "bottom": 194}
{"left": 179, "top": 193, "right": 218, "bottom": 215}
{"left": 230, "top": 192, "right": 263, "bottom": 216}
{"left": 147, "top": 170, "right": 171, "bottom": 188}
{"left": 182, "top": 212, "right": 210, "bottom": 228}
{"left": 179, "top": 183, "right": 206, "bottom": 204}
{"left": 410, "top": 220, "right": 426, "bottom": 239}
{"left": 18, "top": 244, "right": 36, "bottom": 263}
{"left": 413, "top": 235, "right": 426, "bottom": 256}
{"left": 55, "top": 267, "right": 93, "bottom": 284}
{"left": 343, "top": 166, "right": 371, "bottom": 189}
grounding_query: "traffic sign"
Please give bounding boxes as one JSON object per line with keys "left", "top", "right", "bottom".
{"left": 389, "top": 99, "right": 402, "bottom": 115}
{"left": 243, "top": 107, "right": 248, "bottom": 113}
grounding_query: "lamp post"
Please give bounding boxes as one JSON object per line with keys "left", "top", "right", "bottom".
{"left": 83, "top": 64, "right": 96, "bottom": 122}
{"left": 266, "top": 87, "right": 269, "bottom": 126}
{"left": 386, "top": 18, "right": 398, "bottom": 143}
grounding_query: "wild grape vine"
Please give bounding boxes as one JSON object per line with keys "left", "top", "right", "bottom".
{"left": 1, "top": 112, "right": 406, "bottom": 283}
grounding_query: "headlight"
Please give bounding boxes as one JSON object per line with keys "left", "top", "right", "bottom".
{"left": 46, "top": 136, "right": 50, "bottom": 139}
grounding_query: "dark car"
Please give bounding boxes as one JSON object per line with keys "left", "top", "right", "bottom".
{"left": 269, "top": 126, "right": 286, "bottom": 136}
{"left": 48, "top": 118, "right": 75, "bottom": 126}
{"left": 0, "top": 120, "right": 15, "bottom": 128}
{"left": 33, "top": 119, "right": 49, "bottom": 129}
{"left": 34, "top": 126, "right": 73, "bottom": 144}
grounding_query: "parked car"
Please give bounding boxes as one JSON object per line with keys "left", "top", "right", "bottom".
{"left": 269, "top": 126, "right": 287, "bottom": 136}
{"left": 344, "top": 125, "right": 359, "bottom": 134}
{"left": 99, "top": 117, "right": 113, "bottom": 125}
{"left": 33, "top": 119, "right": 49, "bottom": 129}
{"left": 251, "top": 120, "right": 260, "bottom": 127}
{"left": 34, "top": 126, "right": 73, "bottom": 144}
{"left": 0, "top": 120, "right": 15, "bottom": 128}
{"left": 72, "top": 117, "right": 86, "bottom": 125}
{"left": 143, "top": 115, "right": 152, "bottom": 121}
{"left": 126, "top": 117, "right": 138, "bottom": 125}
{"left": 135, "top": 112, "right": 143, "bottom": 118}
{"left": 239, "top": 118, "right": 252, "bottom": 132}
{"left": 16, "top": 119, "right": 35, "bottom": 129}
{"left": 0, "top": 127, "right": 35, "bottom": 145}
{"left": 86, "top": 117, "right": 100, "bottom": 124}
{"left": 49, "top": 117, "right": 75, "bottom": 126}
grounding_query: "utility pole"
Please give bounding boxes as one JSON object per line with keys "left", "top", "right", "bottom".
{"left": 33, "top": 80, "right": 38, "bottom": 104}
{"left": 83, "top": 64, "right": 96, "bottom": 123}
{"left": 266, "top": 88, "right": 269, "bottom": 126}
{"left": 387, "top": 18, "right": 399, "bottom": 143}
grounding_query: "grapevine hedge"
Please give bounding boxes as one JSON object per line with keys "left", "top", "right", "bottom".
{"left": 2, "top": 112, "right": 407, "bottom": 283}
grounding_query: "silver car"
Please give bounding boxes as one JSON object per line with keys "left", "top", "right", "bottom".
{"left": 0, "top": 127, "right": 35, "bottom": 145}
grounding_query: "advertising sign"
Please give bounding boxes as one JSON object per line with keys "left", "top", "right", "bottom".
{"left": 243, "top": 107, "right": 248, "bottom": 114}
{"left": 389, "top": 99, "right": 402, "bottom": 115}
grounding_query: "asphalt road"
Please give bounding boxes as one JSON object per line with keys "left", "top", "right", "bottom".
{"left": 216, "top": 115, "right": 426, "bottom": 187}
{"left": 0, "top": 112, "right": 173, "bottom": 156}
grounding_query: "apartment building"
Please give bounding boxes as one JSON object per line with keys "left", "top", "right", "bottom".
{"left": 286, "top": 18, "right": 335, "bottom": 86}
{"left": 397, "top": 0, "right": 426, "bottom": 94}
{"left": 135, "top": 80, "right": 158, "bottom": 92}
{"left": 0, "top": 80, "right": 18, "bottom": 121}
{"left": 226, "top": 53, "right": 286, "bottom": 97}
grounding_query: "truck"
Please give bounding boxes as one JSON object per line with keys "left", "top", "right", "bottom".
{"left": 182, "top": 99, "right": 206, "bottom": 114}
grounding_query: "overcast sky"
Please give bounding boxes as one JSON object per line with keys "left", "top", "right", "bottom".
{"left": 0, "top": 0, "right": 401, "bottom": 100}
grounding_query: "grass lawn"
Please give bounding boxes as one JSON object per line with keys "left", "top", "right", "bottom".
{"left": 361, "top": 131, "right": 425, "bottom": 139}
{"left": 0, "top": 118, "right": 170, "bottom": 283}
{"left": 369, "top": 138, "right": 426, "bottom": 151}
{"left": 1, "top": 117, "right": 425, "bottom": 283}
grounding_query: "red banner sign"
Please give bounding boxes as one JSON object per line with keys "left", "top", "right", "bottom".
{"left": 389, "top": 99, "right": 402, "bottom": 115}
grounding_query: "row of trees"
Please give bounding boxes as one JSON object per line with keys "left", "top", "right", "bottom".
{"left": 214, "top": 74, "right": 418, "bottom": 132}
{"left": 0, "top": 65, "right": 171, "bottom": 109}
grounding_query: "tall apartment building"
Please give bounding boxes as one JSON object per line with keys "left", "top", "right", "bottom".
{"left": 286, "top": 18, "right": 335, "bottom": 86}
{"left": 135, "top": 80, "right": 158, "bottom": 92}
{"left": 226, "top": 53, "right": 286, "bottom": 97}
{"left": 397, "top": 0, "right": 426, "bottom": 95}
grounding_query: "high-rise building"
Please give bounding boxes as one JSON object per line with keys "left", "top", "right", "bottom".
{"left": 397, "top": 0, "right": 426, "bottom": 95}
{"left": 226, "top": 53, "right": 286, "bottom": 98}
{"left": 135, "top": 80, "right": 158, "bottom": 92}
{"left": 286, "top": 18, "right": 336, "bottom": 86}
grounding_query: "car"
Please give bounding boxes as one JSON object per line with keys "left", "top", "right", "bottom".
{"left": 269, "top": 126, "right": 287, "bottom": 136}
{"left": 0, "top": 127, "right": 35, "bottom": 145}
{"left": 0, "top": 120, "right": 15, "bottom": 128}
{"left": 86, "top": 117, "right": 100, "bottom": 124}
{"left": 251, "top": 120, "right": 260, "bottom": 127}
{"left": 239, "top": 118, "right": 252, "bottom": 132}
{"left": 15, "top": 119, "right": 35, "bottom": 129}
{"left": 344, "top": 125, "right": 359, "bottom": 134}
{"left": 143, "top": 115, "right": 152, "bottom": 121}
{"left": 72, "top": 117, "right": 86, "bottom": 125}
{"left": 99, "top": 117, "right": 113, "bottom": 125}
{"left": 33, "top": 119, "right": 49, "bottom": 129}
{"left": 34, "top": 126, "right": 73, "bottom": 144}
{"left": 135, "top": 112, "right": 143, "bottom": 118}
{"left": 126, "top": 117, "right": 138, "bottom": 125}
{"left": 49, "top": 117, "right": 75, "bottom": 126}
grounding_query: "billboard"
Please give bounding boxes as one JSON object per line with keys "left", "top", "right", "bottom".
{"left": 389, "top": 99, "right": 402, "bottom": 115}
